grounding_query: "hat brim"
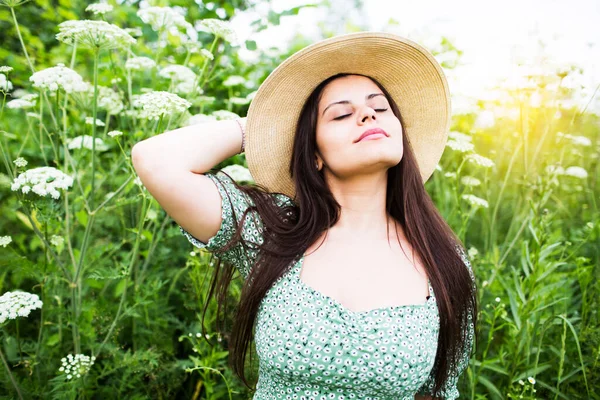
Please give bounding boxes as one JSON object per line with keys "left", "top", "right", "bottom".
{"left": 246, "top": 31, "right": 451, "bottom": 200}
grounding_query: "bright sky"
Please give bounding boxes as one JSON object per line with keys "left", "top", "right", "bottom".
{"left": 230, "top": 0, "right": 600, "bottom": 114}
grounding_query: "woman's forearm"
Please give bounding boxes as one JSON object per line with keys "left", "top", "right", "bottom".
{"left": 131, "top": 117, "right": 246, "bottom": 174}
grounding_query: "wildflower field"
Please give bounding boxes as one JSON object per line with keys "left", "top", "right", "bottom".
{"left": 0, "top": 1, "right": 598, "bottom": 399}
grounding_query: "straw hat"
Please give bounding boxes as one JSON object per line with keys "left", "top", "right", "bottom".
{"left": 245, "top": 31, "right": 451, "bottom": 201}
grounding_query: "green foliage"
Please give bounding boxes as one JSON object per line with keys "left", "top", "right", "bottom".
{"left": 0, "top": 0, "right": 598, "bottom": 399}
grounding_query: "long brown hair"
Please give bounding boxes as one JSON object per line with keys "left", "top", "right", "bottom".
{"left": 198, "top": 72, "right": 478, "bottom": 397}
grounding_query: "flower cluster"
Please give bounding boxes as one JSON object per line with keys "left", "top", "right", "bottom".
{"left": 212, "top": 110, "right": 240, "bottom": 120}
{"left": 85, "top": 2, "right": 113, "bottom": 15}
{"left": 13, "top": 157, "right": 27, "bottom": 168}
{"left": 158, "top": 64, "right": 197, "bottom": 94}
{"left": 446, "top": 139, "right": 475, "bottom": 153}
{"left": 67, "top": 135, "right": 109, "bottom": 152}
{"left": 133, "top": 91, "right": 192, "bottom": 120}
{"left": 222, "top": 75, "right": 245, "bottom": 87}
{"left": 557, "top": 131, "right": 592, "bottom": 147}
{"left": 465, "top": 153, "right": 495, "bottom": 168}
{"left": 0, "top": 74, "right": 13, "bottom": 92}
{"left": 0, "top": 291, "right": 43, "bottom": 324}
{"left": 11, "top": 166, "right": 74, "bottom": 199}
{"left": 58, "top": 353, "right": 96, "bottom": 380}
{"left": 0, "top": 236, "right": 12, "bottom": 247}
{"left": 197, "top": 18, "right": 238, "bottom": 43}
{"left": 7, "top": 99, "right": 35, "bottom": 109}
{"left": 56, "top": 20, "right": 136, "bottom": 50}
{"left": 125, "top": 56, "right": 156, "bottom": 71}
{"left": 448, "top": 130, "right": 473, "bottom": 143}
{"left": 185, "top": 113, "right": 216, "bottom": 126}
{"left": 545, "top": 165, "right": 588, "bottom": 179}
{"left": 460, "top": 176, "right": 481, "bottom": 187}
{"left": 29, "top": 63, "right": 87, "bottom": 93}
{"left": 461, "top": 194, "right": 489, "bottom": 208}
{"left": 107, "top": 130, "right": 123, "bottom": 138}
{"left": 137, "top": 6, "right": 189, "bottom": 31}
{"left": 85, "top": 117, "right": 105, "bottom": 126}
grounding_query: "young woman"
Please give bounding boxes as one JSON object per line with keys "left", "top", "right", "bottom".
{"left": 133, "top": 32, "right": 478, "bottom": 400}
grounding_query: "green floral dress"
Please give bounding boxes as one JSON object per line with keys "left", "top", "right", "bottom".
{"left": 179, "top": 171, "right": 475, "bottom": 400}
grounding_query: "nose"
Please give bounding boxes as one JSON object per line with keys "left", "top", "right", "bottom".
{"left": 359, "top": 105, "right": 376, "bottom": 123}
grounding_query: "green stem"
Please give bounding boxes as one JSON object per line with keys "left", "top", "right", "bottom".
{"left": 89, "top": 48, "right": 100, "bottom": 211}
{"left": 95, "top": 195, "right": 148, "bottom": 357}
{"left": 0, "top": 342, "right": 23, "bottom": 400}
{"left": 9, "top": 6, "right": 34, "bottom": 73}
{"left": 15, "top": 319, "right": 22, "bottom": 362}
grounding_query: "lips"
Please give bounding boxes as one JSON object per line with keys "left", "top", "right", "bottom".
{"left": 356, "top": 128, "right": 389, "bottom": 143}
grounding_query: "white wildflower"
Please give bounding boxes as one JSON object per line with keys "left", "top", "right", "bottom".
{"left": 0, "top": 66, "right": 14, "bottom": 73}
{"left": 0, "top": 236, "right": 12, "bottom": 247}
{"left": 0, "top": 291, "right": 43, "bottom": 324}
{"left": 546, "top": 165, "right": 565, "bottom": 175}
{"left": 107, "top": 130, "right": 123, "bottom": 138}
{"left": 0, "top": 74, "right": 13, "bottom": 92}
{"left": 185, "top": 113, "right": 217, "bottom": 126}
{"left": 528, "top": 377, "right": 536, "bottom": 385}
{"left": 229, "top": 96, "right": 250, "bottom": 105}
{"left": 211, "top": 110, "right": 240, "bottom": 120}
{"left": 29, "top": 63, "right": 87, "bottom": 93}
{"left": 435, "top": 163, "right": 442, "bottom": 171}
{"left": 56, "top": 20, "right": 136, "bottom": 50}
{"left": 158, "top": 65, "right": 197, "bottom": 94}
{"left": 0, "top": 0, "right": 30, "bottom": 6}
{"left": 567, "top": 135, "right": 592, "bottom": 147}
{"left": 50, "top": 235, "right": 64, "bottom": 247}
{"left": 137, "top": 6, "right": 188, "bottom": 31}
{"left": 124, "top": 27, "right": 143, "bottom": 37}
{"left": 444, "top": 172, "right": 457, "bottom": 179}
{"left": 133, "top": 176, "right": 143, "bottom": 186}
{"left": 446, "top": 139, "right": 474, "bottom": 153}
{"left": 13, "top": 157, "right": 27, "bottom": 168}
{"left": 85, "top": 117, "right": 105, "bottom": 126}
{"left": 125, "top": 56, "right": 156, "bottom": 71}
{"left": 98, "top": 87, "right": 124, "bottom": 115}
{"left": 199, "top": 49, "right": 214, "bottom": 60}
{"left": 11, "top": 166, "right": 74, "bottom": 199}
{"left": 557, "top": 131, "right": 592, "bottom": 147}
{"left": 133, "top": 91, "right": 192, "bottom": 120}
{"left": 195, "top": 95, "right": 216, "bottom": 104}
{"left": 197, "top": 18, "right": 238, "bottom": 43}
{"left": 461, "top": 194, "right": 489, "bottom": 208}
{"left": 221, "top": 164, "right": 254, "bottom": 183}
{"left": 495, "top": 297, "right": 501, "bottom": 302}
{"left": 563, "top": 166, "right": 588, "bottom": 179}
{"left": 465, "top": 153, "right": 495, "bottom": 168}
{"left": 67, "top": 135, "right": 109, "bottom": 152}
{"left": 460, "top": 176, "right": 481, "bottom": 187}
{"left": 19, "top": 93, "right": 39, "bottom": 102}
{"left": 6, "top": 99, "right": 36, "bottom": 109}
{"left": 58, "top": 353, "right": 96, "bottom": 380}
{"left": 448, "top": 130, "right": 472, "bottom": 143}
{"left": 85, "top": 3, "right": 113, "bottom": 15}
{"left": 467, "top": 247, "right": 478, "bottom": 258}
{"left": 222, "top": 75, "right": 245, "bottom": 87}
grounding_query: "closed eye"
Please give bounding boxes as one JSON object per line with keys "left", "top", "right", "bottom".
{"left": 333, "top": 108, "right": 388, "bottom": 120}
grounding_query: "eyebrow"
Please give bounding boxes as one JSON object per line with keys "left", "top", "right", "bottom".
{"left": 322, "top": 93, "right": 386, "bottom": 117}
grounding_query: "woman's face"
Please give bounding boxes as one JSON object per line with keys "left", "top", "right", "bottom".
{"left": 315, "top": 75, "right": 404, "bottom": 179}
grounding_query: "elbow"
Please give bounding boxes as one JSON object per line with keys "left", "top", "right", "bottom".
{"left": 131, "top": 142, "right": 152, "bottom": 176}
